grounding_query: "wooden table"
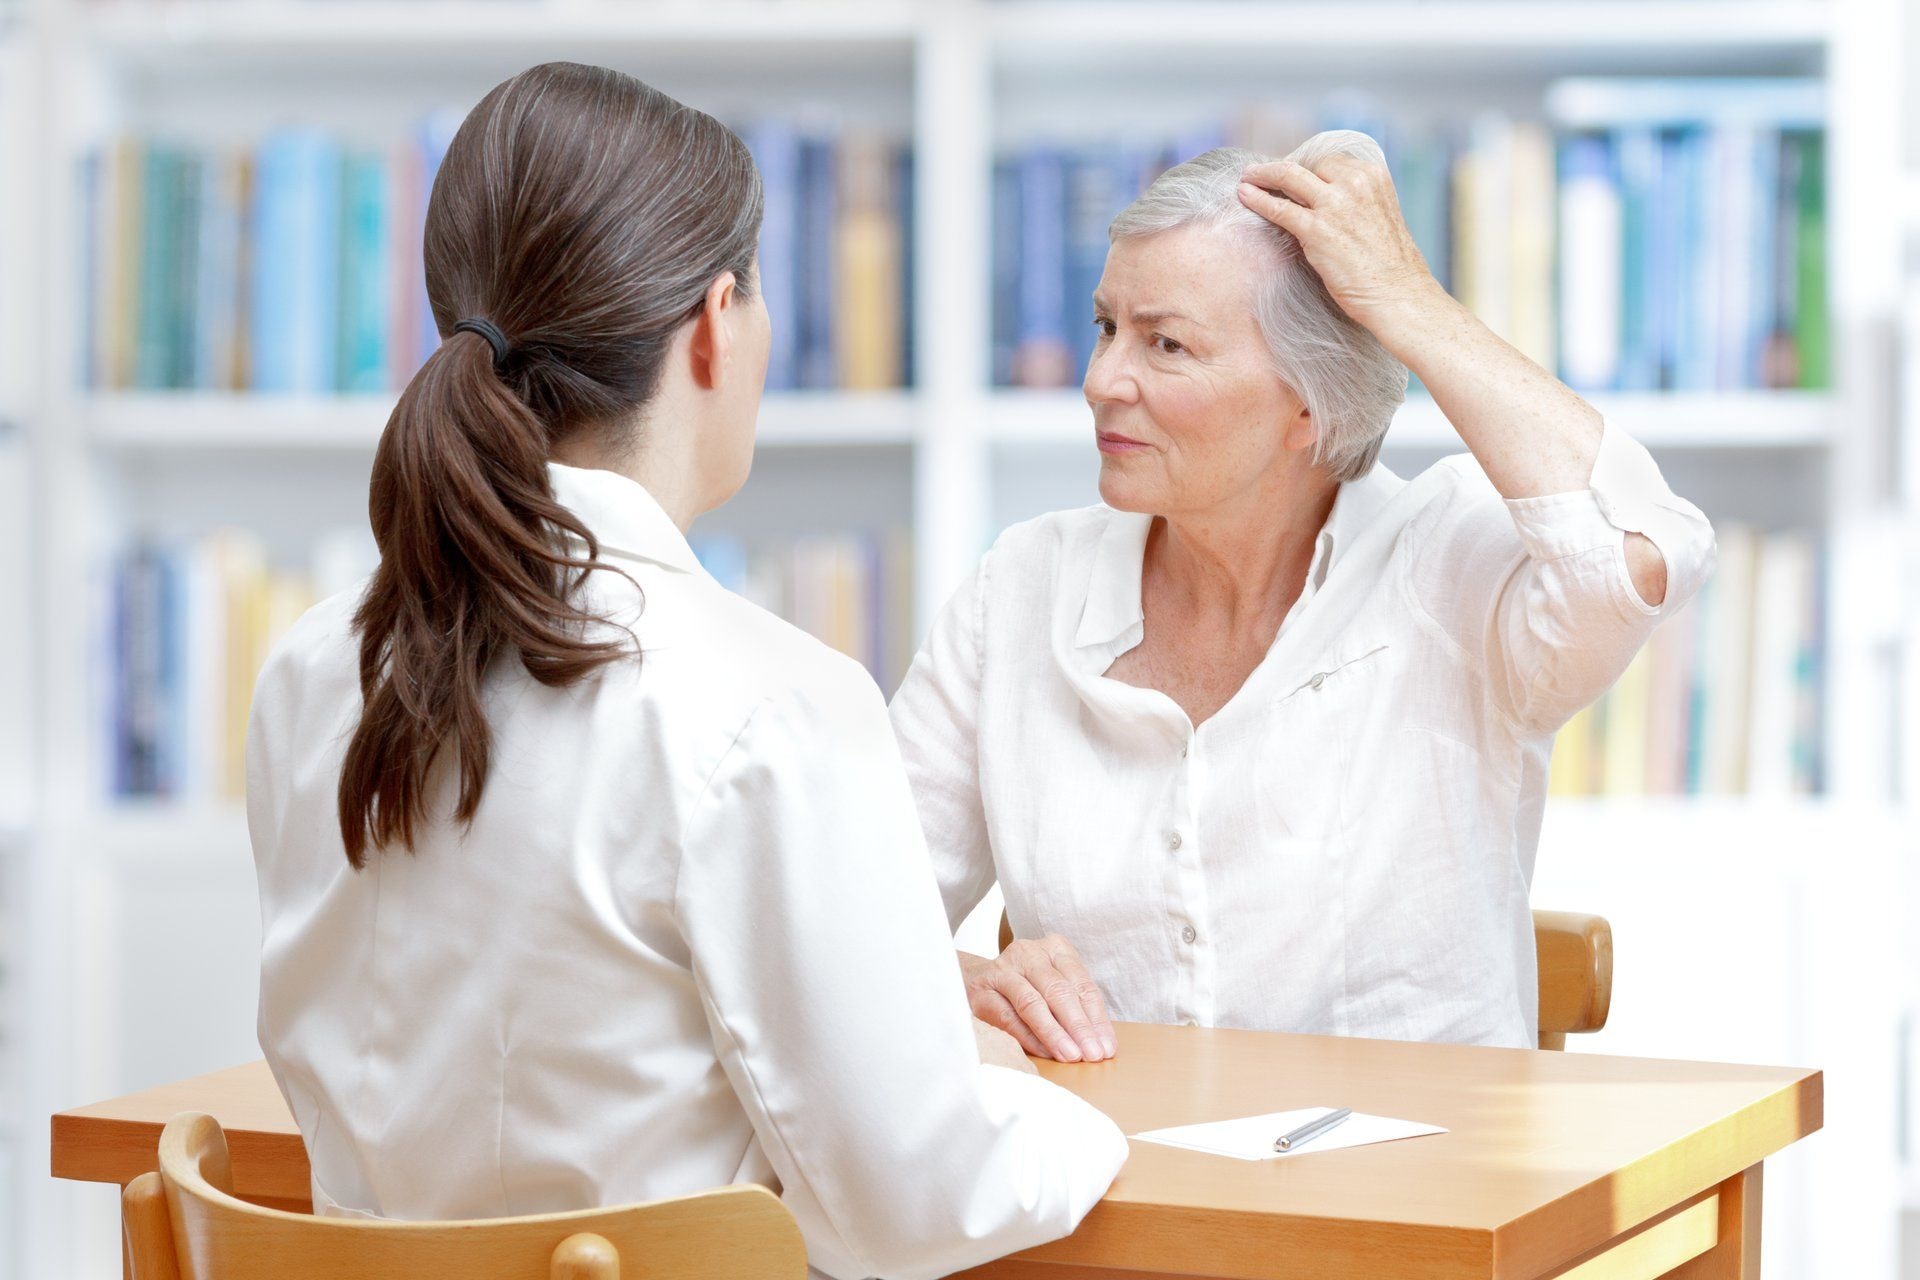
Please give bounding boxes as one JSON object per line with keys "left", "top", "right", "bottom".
{"left": 52, "top": 1023, "right": 1820, "bottom": 1280}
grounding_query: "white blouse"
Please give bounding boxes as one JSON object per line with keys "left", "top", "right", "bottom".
{"left": 889, "top": 421, "right": 1714, "bottom": 1050}
{"left": 247, "top": 462, "right": 1127, "bottom": 1280}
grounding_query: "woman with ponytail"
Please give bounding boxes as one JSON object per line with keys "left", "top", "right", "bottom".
{"left": 246, "top": 62, "right": 1125, "bottom": 1278}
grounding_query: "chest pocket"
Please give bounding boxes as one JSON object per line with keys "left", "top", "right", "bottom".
{"left": 1254, "top": 641, "right": 1393, "bottom": 844}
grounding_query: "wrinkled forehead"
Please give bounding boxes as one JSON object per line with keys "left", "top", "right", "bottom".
{"left": 1097, "top": 221, "right": 1276, "bottom": 332}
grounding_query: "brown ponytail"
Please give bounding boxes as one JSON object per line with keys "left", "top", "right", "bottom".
{"left": 338, "top": 62, "right": 764, "bottom": 867}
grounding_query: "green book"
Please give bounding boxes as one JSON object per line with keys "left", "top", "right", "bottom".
{"left": 133, "top": 145, "right": 176, "bottom": 391}
{"left": 1791, "top": 130, "right": 1827, "bottom": 390}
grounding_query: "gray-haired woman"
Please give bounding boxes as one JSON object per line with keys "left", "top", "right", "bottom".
{"left": 889, "top": 132, "right": 1714, "bottom": 1059}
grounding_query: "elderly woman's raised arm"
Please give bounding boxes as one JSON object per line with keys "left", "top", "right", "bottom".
{"left": 1238, "top": 154, "right": 1715, "bottom": 734}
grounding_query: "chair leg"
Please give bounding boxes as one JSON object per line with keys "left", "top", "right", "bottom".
{"left": 122, "top": 1173, "right": 182, "bottom": 1280}
{"left": 551, "top": 1231, "right": 620, "bottom": 1280}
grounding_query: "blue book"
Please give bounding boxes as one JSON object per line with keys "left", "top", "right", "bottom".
{"left": 1614, "top": 127, "right": 1660, "bottom": 392}
{"left": 744, "top": 121, "right": 802, "bottom": 392}
{"left": 796, "top": 136, "right": 838, "bottom": 390}
{"left": 893, "top": 144, "right": 915, "bottom": 389}
{"left": 414, "top": 111, "right": 462, "bottom": 365}
{"left": 1672, "top": 129, "right": 1716, "bottom": 392}
{"left": 338, "top": 149, "right": 393, "bottom": 393}
{"left": 134, "top": 146, "right": 175, "bottom": 391}
{"left": 170, "top": 150, "right": 204, "bottom": 390}
{"left": 79, "top": 150, "right": 101, "bottom": 388}
{"left": 990, "top": 158, "right": 1020, "bottom": 386}
{"left": 194, "top": 150, "right": 243, "bottom": 391}
{"left": 1651, "top": 130, "right": 1689, "bottom": 390}
{"left": 1746, "top": 128, "right": 1781, "bottom": 388}
{"left": 1065, "top": 147, "right": 1139, "bottom": 378}
{"left": 1012, "top": 148, "right": 1069, "bottom": 387}
{"left": 250, "top": 129, "right": 342, "bottom": 393}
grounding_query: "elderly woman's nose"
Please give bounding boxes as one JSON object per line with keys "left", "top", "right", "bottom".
{"left": 1084, "top": 343, "right": 1137, "bottom": 403}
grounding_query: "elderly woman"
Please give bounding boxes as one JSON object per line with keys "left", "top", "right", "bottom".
{"left": 890, "top": 131, "right": 1713, "bottom": 1059}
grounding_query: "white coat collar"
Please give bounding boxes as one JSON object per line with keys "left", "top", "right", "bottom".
{"left": 545, "top": 461, "right": 703, "bottom": 575}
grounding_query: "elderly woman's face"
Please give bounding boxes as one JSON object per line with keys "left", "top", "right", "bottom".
{"left": 1085, "top": 224, "right": 1314, "bottom": 517}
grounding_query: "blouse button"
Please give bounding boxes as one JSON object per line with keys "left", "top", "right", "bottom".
{"left": 1168, "top": 830, "right": 1183, "bottom": 851}
{"left": 1181, "top": 743, "right": 1189, "bottom": 758}
{"left": 1180, "top": 924, "right": 1197, "bottom": 944}
{"left": 1309, "top": 672, "right": 1327, "bottom": 690}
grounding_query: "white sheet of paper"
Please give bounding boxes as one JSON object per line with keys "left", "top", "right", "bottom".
{"left": 1132, "top": 1107, "right": 1447, "bottom": 1161}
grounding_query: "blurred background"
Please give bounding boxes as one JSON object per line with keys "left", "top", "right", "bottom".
{"left": 0, "top": 0, "right": 1916, "bottom": 1274}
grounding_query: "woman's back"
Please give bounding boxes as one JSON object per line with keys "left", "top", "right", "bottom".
{"left": 250, "top": 461, "right": 1129, "bottom": 1278}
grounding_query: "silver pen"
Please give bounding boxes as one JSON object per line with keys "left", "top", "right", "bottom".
{"left": 1273, "top": 1107, "right": 1352, "bottom": 1152}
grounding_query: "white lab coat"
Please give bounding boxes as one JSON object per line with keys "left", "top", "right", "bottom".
{"left": 247, "top": 461, "right": 1128, "bottom": 1280}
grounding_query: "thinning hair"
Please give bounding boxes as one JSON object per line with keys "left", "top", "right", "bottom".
{"left": 1108, "top": 131, "right": 1409, "bottom": 482}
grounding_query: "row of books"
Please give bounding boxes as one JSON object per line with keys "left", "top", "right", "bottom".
{"left": 992, "top": 79, "right": 1826, "bottom": 396}
{"left": 690, "top": 530, "right": 916, "bottom": 692}
{"left": 1548, "top": 524, "right": 1824, "bottom": 798}
{"left": 105, "top": 528, "right": 373, "bottom": 800}
{"left": 104, "top": 524, "right": 915, "bottom": 798}
{"left": 79, "top": 119, "right": 914, "bottom": 398}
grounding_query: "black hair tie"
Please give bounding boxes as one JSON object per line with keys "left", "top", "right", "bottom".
{"left": 452, "top": 317, "right": 511, "bottom": 371}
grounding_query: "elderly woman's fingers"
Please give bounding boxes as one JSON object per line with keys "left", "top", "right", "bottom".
{"left": 996, "top": 965, "right": 1087, "bottom": 1061}
{"left": 1041, "top": 938, "right": 1116, "bottom": 1057}
{"left": 1237, "top": 182, "right": 1309, "bottom": 235}
{"left": 1241, "top": 158, "right": 1331, "bottom": 207}
{"left": 969, "top": 990, "right": 1051, "bottom": 1061}
{"left": 1016, "top": 948, "right": 1111, "bottom": 1062}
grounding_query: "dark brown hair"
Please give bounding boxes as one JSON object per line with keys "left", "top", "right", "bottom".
{"left": 338, "top": 62, "right": 764, "bottom": 867}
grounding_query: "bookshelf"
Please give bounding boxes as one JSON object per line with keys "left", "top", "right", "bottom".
{"left": 4, "top": 2, "right": 1913, "bottom": 1278}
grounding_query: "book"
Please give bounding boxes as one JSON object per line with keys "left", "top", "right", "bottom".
{"left": 688, "top": 528, "right": 915, "bottom": 693}
{"left": 1548, "top": 525, "right": 1824, "bottom": 797}
{"left": 84, "top": 116, "right": 915, "bottom": 397}
{"left": 990, "top": 85, "right": 1829, "bottom": 397}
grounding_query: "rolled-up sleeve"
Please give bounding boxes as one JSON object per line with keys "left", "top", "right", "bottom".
{"left": 1412, "top": 417, "right": 1715, "bottom": 735}
{"left": 676, "top": 656, "right": 1127, "bottom": 1280}
{"left": 888, "top": 566, "right": 997, "bottom": 933}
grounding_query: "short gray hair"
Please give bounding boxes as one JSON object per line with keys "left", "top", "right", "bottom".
{"left": 1108, "top": 132, "right": 1409, "bottom": 482}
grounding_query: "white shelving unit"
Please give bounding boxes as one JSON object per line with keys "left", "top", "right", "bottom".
{"left": 4, "top": 2, "right": 1913, "bottom": 1278}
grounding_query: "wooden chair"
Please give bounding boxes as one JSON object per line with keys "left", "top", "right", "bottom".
{"left": 122, "top": 1112, "right": 807, "bottom": 1280}
{"left": 997, "top": 907, "right": 1612, "bottom": 1051}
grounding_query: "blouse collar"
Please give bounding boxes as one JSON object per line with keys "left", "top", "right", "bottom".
{"left": 1073, "top": 459, "right": 1407, "bottom": 651}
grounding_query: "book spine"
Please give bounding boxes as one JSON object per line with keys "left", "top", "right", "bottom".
{"left": 797, "top": 136, "right": 839, "bottom": 391}
{"left": 745, "top": 121, "right": 802, "bottom": 392}
{"left": 1554, "top": 133, "right": 1621, "bottom": 391}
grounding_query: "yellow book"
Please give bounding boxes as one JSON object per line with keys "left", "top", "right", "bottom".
{"left": 834, "top": 137, "right": 901, "bottom": 391}
{"left": 1508, "top": 121, "right": 1557, "bottom": 374}
{"left": 1547, "top": 701, "right": 1595, "bottom": 797}
{"left": 1601, "top": 646, "right": 1651, "bottom": 796}
{"left": 209, "top": 531, "right": 269, "bottom": 800}
{"left": 101, "top": 137, "right": 145, "bottom": 390}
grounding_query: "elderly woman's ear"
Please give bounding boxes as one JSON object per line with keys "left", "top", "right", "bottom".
{"left": 1282, "top": 403, "right": 1316, "bottom": 454}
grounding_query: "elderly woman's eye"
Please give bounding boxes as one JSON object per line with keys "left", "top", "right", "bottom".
{"left": 1093, "top": 316, "right": 1116, "bottom": 338}
{"left": 1154, "top": 335, "right": 1184, "bottom": 354}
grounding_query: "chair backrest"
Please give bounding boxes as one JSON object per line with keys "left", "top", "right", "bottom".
{"left": 123, "top": 1112, "right": 808, "bottom": 1280}
{"left": 995, "top": 907, "right": 1612, "bottom": 1051}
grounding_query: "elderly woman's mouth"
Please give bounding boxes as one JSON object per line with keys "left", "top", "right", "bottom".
{"left": 1096, "top": 431, "right": 1151, "bottom": 455}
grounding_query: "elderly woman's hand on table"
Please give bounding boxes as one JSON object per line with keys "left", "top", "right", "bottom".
{"left": 961, "top": 936, "right": 1117, "bottom": 1062}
